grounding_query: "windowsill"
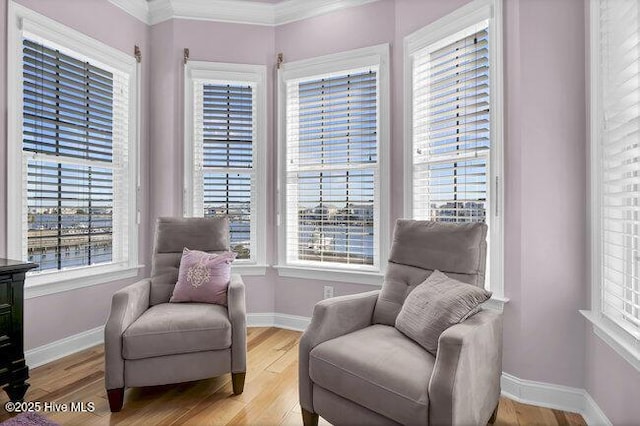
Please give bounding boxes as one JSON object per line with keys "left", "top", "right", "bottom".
{"left": 25, "top": 263, "right": 144, "bottom": 299}
{"left": 482, "top": 295, "right": 509, "bottom": 312}
{"left": 274, "top": 264, "right": 384, "bottom": 286}
{"left": 580, "top": 310, "right": 640, "bottom": 373}
{"left": 231, "top": 263, "right": 268, "bottom": 276}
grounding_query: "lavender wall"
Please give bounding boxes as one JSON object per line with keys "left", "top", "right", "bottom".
{"left": 1, "top": 1, "right": 637, "bottom": 422}
{"left": 3, "top": 0, "right": 591, "bottom": 387}
{"left": 274, "top": 0, "right": 589, "bottom": 390}
{"left": 270, "top": 0, "right": 480, "bottom": 315}
{"left": 585, "top": 331, "right": 640, "bottom": 424}
{"left": 0, "top": 0, "right": 151, "bottom": 349}
{"left": 503, "top": 0, "right": 587, "bottom": 387}
{"left": 174, "top": 19, "right": 277, "bottom": 313}
{"left": 148, "top": 19, "right": 277, "bottom": 313}
{"left": 0, "top": 1, "right": 7, "bottom": 260}
{"left": 273, "top": 0, "right": 398, "bottom": 315}
{"left": 274, "top": 0, "right": 395, "bottom": 63}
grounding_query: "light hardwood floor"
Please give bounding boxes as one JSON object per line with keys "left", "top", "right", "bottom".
{"left": 0, "top": 327, "right": 586, "bottom": 425}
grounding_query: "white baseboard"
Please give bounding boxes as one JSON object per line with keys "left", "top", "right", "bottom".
{"left": 501, "top": 373, "right": 611, "bottom": 426}
{"left": 246, "top": 312, "right": 276, "bottom": 327}
{"left": 25, "top": 325, "right": 104, "bottom": 369}
{"left": 582, "top": 392, "right": 611, "bottom": 426}
{"left": 247, "top": 312, "right": 310, "bottom": 331}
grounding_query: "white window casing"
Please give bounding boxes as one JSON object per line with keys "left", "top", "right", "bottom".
{"left": 276, "top": 44, "right": 390, "bottom": 285}
{"left": 7, "top": 2, "right": 140, "bottom": 298}
{"left": 403, "top": 0, "right": 505, "bottom": 309}
{"left": 184, "top": 61, "right": 267, "bottom": 275}
{"left": 583, "top": 0, "right": 640, "bottom": 372}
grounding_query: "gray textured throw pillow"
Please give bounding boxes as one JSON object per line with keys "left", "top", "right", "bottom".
{"left": 395, "top": 270, "right": 492, "bottom": 355}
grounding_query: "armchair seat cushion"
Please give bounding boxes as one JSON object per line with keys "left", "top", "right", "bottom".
{"left": 309, "top": 324, "right": 435, "bottom": 425}
{"left": 122, "top": 303, "right": 231, "bottom": 360}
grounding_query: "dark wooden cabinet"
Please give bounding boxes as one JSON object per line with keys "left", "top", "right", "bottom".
{"left": 0, "top": 259, "right": 37, "bottom": 401}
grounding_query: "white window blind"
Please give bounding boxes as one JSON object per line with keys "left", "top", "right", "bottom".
{"left": 22, "top": 37, "right": 131, "bottom": 274}
{"left": 597, "top": 0, "right": 640, "bottom": 339}
{"left": 192, "top": 81, "right": 256, "bottom": 260}
{"left": 411, "top": 25, "right": 490, "bottom": 224}
{"left": 285, "top": 67, "right": 379, "bottom": 269}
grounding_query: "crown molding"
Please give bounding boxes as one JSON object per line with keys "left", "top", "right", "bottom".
{"left": 108, "top": 0, "right": 150, "bottom": 24}
{"left": 147, "top": 0, "right": 174, "bottom": 25}
{"left": 152, "top": 0, "right": 275, "bottom": 26}
{"left": 109, "top": 0, "right": 381, "bottom": 27}
{"left": 274, "top": 0, "right": 380, "bottom": 25}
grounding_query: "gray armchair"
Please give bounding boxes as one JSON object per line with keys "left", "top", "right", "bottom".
{"left": 299, "top": 220, "right": 503, "bottom": 426}
{"left": 104, "top": 217, "right": 247, "bottom": 412}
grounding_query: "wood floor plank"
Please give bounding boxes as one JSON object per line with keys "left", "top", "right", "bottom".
{"left": 494, "top": 397, "right": 518, "bottom": 426}
{"left": 280, "top": 409, "right": 302, "bottom": 426}
{"left": 552, "top": 408, "right": 570, "bottom": 426}
{"left": 247, "top": 327, "right": 280, "bottom": 351}
{"left": 117, "top": 377, "right": 229, "bottom": 426}
{"left": 280, "top": 407, "right": 332, "bottom": 426}
{"left": 516, "top": 402, "right": 549, "bottom": 426}
{"left": 172, "top": 393, "right": 246, "bottom": 426}
{"left": 226, "top": 361, "right": 299, "bottom": 426}
{"left": 267, "top": 341, "right": 300, "bottom": 374}
{"left": 1, "top": 328, "right": 586, "bottom": 426}
{"left": 46, "top": 373, "right": 110, "bottom": 418}
{"left": 565, "top": 411, "right": 588, "bottom": 426}
{"left": 538, "top": 406, "right": 560, "bottom": 426}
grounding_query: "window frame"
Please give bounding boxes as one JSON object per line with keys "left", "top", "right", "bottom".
{"left": 403, "top": 0, "right": 505, "bottom": 308}
{"left": 276, "top": 44, "right": 390, "bottom": 285}
{"left": 183, "top": 61, "right": 268, "bottom": 276}
{"left": 583, "top": 0, "right": 640, "bottom": 372}
{"left": 6, "top": 2, "right": 140, "bottom": 298}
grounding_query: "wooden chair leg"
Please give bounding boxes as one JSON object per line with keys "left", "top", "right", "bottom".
{"left": 107, "top": 388, "right": 124, "bottom": 412}
{"left": 488, "top": 401, "right": 499, "bottom": 424}
{"left": 232, "top": 372, "right": 246, "bottom": 395}
{"left": 301, "top": 407, "right": 319, "bottom": 426}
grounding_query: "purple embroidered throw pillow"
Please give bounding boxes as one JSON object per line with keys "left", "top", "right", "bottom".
{"left": 170, "top": 248, "right": 237, "bottom": 305}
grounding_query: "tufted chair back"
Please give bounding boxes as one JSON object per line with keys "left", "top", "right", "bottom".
{"left": 373, "top": 219, "right": 488, "bottom": 325}
{"left": 149, "top": 216, "right": 230, "bottom": 305}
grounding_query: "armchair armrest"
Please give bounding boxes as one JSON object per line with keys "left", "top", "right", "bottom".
{"left": 428, "top": 310, "right": 503, "bottom": 426}
{"left": 299, "top": 290, "right": 380, "bottom": 413}
{"left": 104, "top": 279, "right": 151, "bottom": 390}
{"left": 228, "top": 274, "right": 247, "bottom": 373}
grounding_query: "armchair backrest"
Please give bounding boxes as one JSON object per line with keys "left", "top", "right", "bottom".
{"left": 373, "top": 219, "right": 488, "bottom": 325}
{"left": 149, "top": 217, "right": 230, "bottom": 305}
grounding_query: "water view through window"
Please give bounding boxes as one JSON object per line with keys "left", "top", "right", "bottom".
{"left": 412, "top": 27, "right": 490, "bottom": 225}
{"left": 199, "top": 83, "right": 253, "bottom": 259}
{"left": 23, "top": 38, "right": 116, "bottom": 272}
{"left": 287, "top": 69, "right": 378, "bottom": 266}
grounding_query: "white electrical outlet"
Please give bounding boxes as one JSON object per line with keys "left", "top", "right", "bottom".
{"left": 323, "top": 286, "right": 334, "bottom": 299}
